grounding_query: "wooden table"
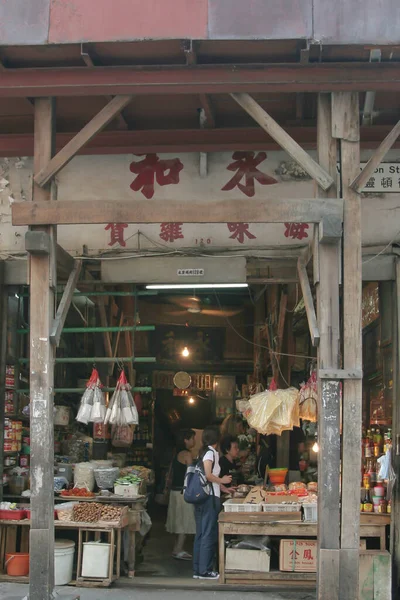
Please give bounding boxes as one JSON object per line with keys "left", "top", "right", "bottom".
{"left": 218, "top": 512, "right": 390, "bottom": 586}
{"left": 0, "top": 518, "right": 128, "bottom": 587}
{"left": 14, "top": 495, "right": 146, "bottom": 577}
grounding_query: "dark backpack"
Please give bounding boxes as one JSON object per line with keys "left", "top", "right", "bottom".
{"left": 183, "top": 457, "right": 215, "bottom": 505}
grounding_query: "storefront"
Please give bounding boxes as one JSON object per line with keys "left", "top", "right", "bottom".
{"left": 0, "top": 6, "right": 400, "bottom": 598}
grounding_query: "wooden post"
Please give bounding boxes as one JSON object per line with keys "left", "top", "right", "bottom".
{"left": 29, "top": 97, "right": 56, "bottom": 600}
{"left": 0, "top": 263, "right": 7, "bottom": 502}
{"left": 316, "top": 94, "right": 341, "bottom": 600}
{"left": 335, "top": 91, "right": 362, "bottom": 600}
{"left": 392, "top": 258, "right": 400, "bottom": 593}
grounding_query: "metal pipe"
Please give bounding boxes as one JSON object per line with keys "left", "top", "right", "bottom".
{"left": 18, "top": 386, "right": 152, "bottom": 394}
{"left": 20, "top": 290, "right": 158, "bottom": 297}
{"left": 19, "top": 356, "right": 156, "bottom": 364}
{"left": 17, "top": 325, "right": 155, "bottom": 334}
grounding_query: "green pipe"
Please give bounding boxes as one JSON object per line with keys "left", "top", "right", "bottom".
{"left": 19, "top": 356, "right": 156, "bottom": 364}
{"left": 17, "top": 325, "right": 155, "bottom": 334}
{"left": 20, "top": 290, "right": 157, "bottom": 298}
{"left": 18, "top": 386, "right": 152, "bottom": 394}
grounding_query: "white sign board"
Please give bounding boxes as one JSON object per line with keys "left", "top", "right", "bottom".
{"left": 337, "top": 162, "right": 400, "bottom": 192}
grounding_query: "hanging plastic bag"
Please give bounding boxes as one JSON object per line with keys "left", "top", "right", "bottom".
{"left": 112, "top": 425, "right": 134, "bottom": 448}
{"left": 76, "top": 368, "right": 102, "bottom": 424}
{"left": 247, "top": 379, "right": 300, "bottom": 436}
{"left": 90, "top": 385, "right": 106, "bottom": 423}
{"left": 298, "top": 372, "right": 318, "bottom": 422}
{"left": 105, "top": 370, "right": 139, "bottom": 426}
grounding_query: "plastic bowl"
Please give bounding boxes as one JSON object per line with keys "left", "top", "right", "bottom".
{"left": 268, "top": 468, "right": 288, "bottom": 485}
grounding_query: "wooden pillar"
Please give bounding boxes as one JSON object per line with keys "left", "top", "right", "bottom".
{"left": 29, "top": 97, "right": 56, "bottom": 600}
{"left": 315, "top": 94, "right": 341, "bottom": 600}
{"left": 334, "top": 91, "right": 362, "bottom": 600}
{"left": 392, "top": 258, "right": 400, "bottom": 593}
{"left": 0, "top": 263, "right": 7, "bottom": 502}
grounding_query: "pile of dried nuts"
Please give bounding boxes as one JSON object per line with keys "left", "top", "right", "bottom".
{"left": 57, "top": 509, "right": 73, "bottom": 522}
{"left": 100, "top": 505, "right": 123, "bottom": 522}
{"left": 73, "top": 502, "right": 102, "bottom": 523}
{"left": 72, "top": 502, "right": 124, "bottom": 523}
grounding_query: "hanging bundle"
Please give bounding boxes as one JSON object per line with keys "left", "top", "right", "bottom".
{"left": 298, "top": 371, "right": 318, "bottom": 422}
{"left": 247, "top": 379, "right": 300, "bottom": 436}
{"left": 104, "top": 370, "right": 139, "bottom": 426}
{"left": 76, "top": 368, "right": 105, "bottom": 424}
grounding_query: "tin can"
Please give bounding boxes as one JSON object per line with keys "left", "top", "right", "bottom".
{"left": 378, "top": 499, "right": 387, "bottom": 513}
{"left": 20, "top": 455, "right": 29, "bottom": 467}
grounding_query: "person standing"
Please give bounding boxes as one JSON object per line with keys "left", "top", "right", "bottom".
{"left": 219, "top": 435, "right": 243, "bottom": 486}
{"left": 193, "top": 426, "right": 232, "bottom": 580}
{"left": 166, "top": 429, "right": 196, "bottom": 560}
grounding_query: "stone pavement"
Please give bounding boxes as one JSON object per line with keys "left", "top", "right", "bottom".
{"left": 0, "top": 583, "right": 316, "bottom": 600}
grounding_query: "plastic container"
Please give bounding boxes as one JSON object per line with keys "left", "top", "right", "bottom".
{"left": 302, "top": 503, "right": 318, "bottom": 522}
{"left": 81, "top": 542, "right": 111, "bottom": 578}
{"left": 94, "top": 467, "right": 119, "bottom": 490}
{"left": 374, "top": 485, "right": 385, "bottom": 497}
{"left": 54, "top": 539, "right": 75, "bottom": 585}
{"left": 0, "top": 509, "right": 26, "bottom": 520}
{"left": 263, "top": 503, "right": 301, "bottom": 513}
{"left": 57, "top": 464, "right": 73, "bottom": 484}
{"left": 74, "top": 462, "right": 95, "bottom": 492}
{"left": 9, "top": 475, "right": 28, "bottom": 495}
{"left": 223, "top": 499, "right": 262, "bottom": 513}
{"left": 54, "top": 406, "right": 70, "bottom": 426}
{"left": 5, "top": 552, "right": 29, "bottom": 576}
{"left": 268, "top": 468, "right": 288, "bottom": 485}
{"left": 372, "top": 496, "right": 381, "bottom": 506}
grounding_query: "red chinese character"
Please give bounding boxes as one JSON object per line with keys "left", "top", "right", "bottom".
{"left": 289, "top": 550, "right": 300, "bottom": 558}
{"left": 130, "top": 154, "right": 183, "bottom": 199}
{"left": 227, "top": 223, "right": 257, "bottom": 244}
{"left": 222, "top": 151, "right": 278, "bottom": 197}
{"left": 105, "top": 223, "right": 128, "bottom": 247}
{"left": 160, "top": 222, "right": 184, "bottom": 243}
{"left": 284, "top": 222, "right": 309, "bottom": 240}
{"left": 303, "top": 549, "right": 313, "bottom": 560}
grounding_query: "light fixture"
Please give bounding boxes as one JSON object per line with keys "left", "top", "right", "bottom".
{"left": 188, "top": 397, "right": 195, "bottom": 405}
{"left": 145, "top": 283, "right": 248, "bottom": 290}
{"left": 312, "top": 441, "right": 319, "bottom": 453}
{"left": 182, "top": 346, "right": 190, "bottom": 357}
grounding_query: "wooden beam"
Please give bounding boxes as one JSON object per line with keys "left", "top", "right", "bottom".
{"left": 316, "top": 93, "right": 341, "bottom": 600}
{"left": 50, "top": 260, "right": 82, "bottom": 347}
{"left": 182, "top": 40, "right": 197, "bottom": 65}
{"left": 29, "top": 97, "right": 56, "bottom": 600}
{"left": 34, "top": 95, "right": 133, "bottom": 187}
{"left": 231, "top": 92, "right": 334, "bottom": 191}
{"left": 338, "top": 91, "right": 362, "bottom": 600}
{"left": 56, "top": 243, "right": 75, "bottom": 279}
{"left": 331, "top": 92, "right": 360, "bottom": 142}
{"left": 319, "top": 368, "right": 363, "bottom": 380}
{"left": 350, "top": 119, "right": 400, "bottom": 193}
{"left": 276, "top": 291, "right": 288, "bottom": 362}
{"left": 80, "top": 45, "right": 128, "bottom": 131}
{"left": 12, "top": 197, "right": 343, "bottom": 226}
{"left": 297, "top": 257, "right": 320, "bottom": 346}
{"left": 199, "top": 94, "right": 216, "bottom": 128}
{"left": 362, "top": 49, "right": 381, "bottom": 127}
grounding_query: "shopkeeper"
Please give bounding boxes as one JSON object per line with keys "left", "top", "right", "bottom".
{"left": 219, "top": 435, "right": 244, "bottom": 486}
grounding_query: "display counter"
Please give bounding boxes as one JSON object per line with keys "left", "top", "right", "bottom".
{"left": 218, "top": 512, "right": 390, "bottom": 586}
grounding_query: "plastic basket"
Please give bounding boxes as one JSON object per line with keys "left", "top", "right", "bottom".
{"left": 262, "top": 503, "right": 301, "bottom": 513}
{"left": 302, "top": 503, "right": 318, "bottom": 522}
{"left": 223, "top": 500, "right": 262, "bottom": 513}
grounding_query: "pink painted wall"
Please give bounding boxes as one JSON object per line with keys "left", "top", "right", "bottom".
{"left": 48, "top": 0, "right": 208, "bottom": 43}
{"left": 0, "top": 0, "right": 399, "bottom": 45}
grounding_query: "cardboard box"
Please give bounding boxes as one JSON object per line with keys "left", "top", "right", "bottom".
{"left": 226, "top": 548, "right": 270, "bottom": 572}
{"left": 279, "top": 540, "right": 317, "bottom": 572}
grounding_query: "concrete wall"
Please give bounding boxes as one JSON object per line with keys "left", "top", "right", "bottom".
{"left": 0, "top": 0, "right": 399, "bottom": 45}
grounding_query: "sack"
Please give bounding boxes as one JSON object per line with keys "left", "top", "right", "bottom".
{"left": 183, "top": 460, "right": 213, "bottom": 505}
{"left": 111, "top": 425, "right": 134, "bottom": 448}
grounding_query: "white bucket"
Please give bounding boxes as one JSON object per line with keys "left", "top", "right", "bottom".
{"left": 54, "top": 539, "right": 75, "bottom": 585}
{"left": 82, "top": 542, "right": 111, "bottom": 578}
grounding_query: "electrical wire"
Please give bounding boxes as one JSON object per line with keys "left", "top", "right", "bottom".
{"left": 361, "top": 230, "right": 400, "bottom": 265}
{"left": 212, "top": 290, "right": 315, "bottom": 362}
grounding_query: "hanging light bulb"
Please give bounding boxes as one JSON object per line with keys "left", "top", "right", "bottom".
{"left": 188, "top": 397, "right": 195, "bottom": 405}
{"left": 312, "top": 440, "right": 319, "bottom": 453}
{"left": 182, "top": 346, "right": 190, "bottom": 357}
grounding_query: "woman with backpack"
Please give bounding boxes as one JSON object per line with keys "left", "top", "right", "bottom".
{"left": 166, "top": 428, "right": 197, "bottom": 560}
{"left": 193, "top": 426, "right": 233, "bottom": 580}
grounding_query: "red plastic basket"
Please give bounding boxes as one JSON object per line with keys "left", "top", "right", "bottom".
{"left": 0, "top": 509, "right": 26, "bottom": 521}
